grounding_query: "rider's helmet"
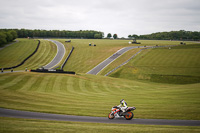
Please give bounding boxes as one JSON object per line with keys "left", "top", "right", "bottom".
{"left": 120, "top": 99, "right": 124, "bottom": 104}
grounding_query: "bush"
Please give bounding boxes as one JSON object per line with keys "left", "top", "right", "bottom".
{"left": 5, "top": 31, "right": 13, "bottom": 42}
{"left": 0, "top": 30, "right": 17, "bottom": 46}
{"left": 0, "top": 32, "right": 7, "bottom": 46}
{"left": 10, "top": 30, "right": 18, "bottom": 40}
{"left": 94, "top": 34, "right": 102, "bottom": 39}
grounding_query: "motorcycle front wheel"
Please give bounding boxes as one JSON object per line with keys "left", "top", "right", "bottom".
{"left": 124, "top": 112, "right": 133, "bottom": 120}
{"left": 108, "top": 112, "right": 115, "bottom": 119}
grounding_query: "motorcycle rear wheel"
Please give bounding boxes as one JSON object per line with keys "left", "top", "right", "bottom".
{"left": 108, "top": 112, "right": 115, "bottom": 119}
{"left": 124, "top": 112, "right": 133, "bottom": 120}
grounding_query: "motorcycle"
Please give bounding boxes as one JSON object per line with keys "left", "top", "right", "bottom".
{"left": 108, "top": 106, "right": 136, "bottom": 120}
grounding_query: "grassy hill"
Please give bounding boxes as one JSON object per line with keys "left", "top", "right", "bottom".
{"left": 56, "top": 39, "right": 131, "bottom": 73}
{"left": 56, "top": 39, "right": 183, "bottom": 74}
{"left": 0, "top": 72, "right": 199, "bottom": 120}
{"left": 0, "top": 39, "right": 200, "bottom": 132}
{"left": 0, "top": 38, "right": 38, "bottom": 68}
{"left": 0, "top": 39, "right": 57, "bottom": 71}
{"left": 17, "top": 39, "right": 57, "bottom": 70}
{"left": 110, "top": 44, "right": 200, "bottom": 84}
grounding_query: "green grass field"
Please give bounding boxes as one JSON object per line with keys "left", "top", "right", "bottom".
{"left": 0, "top": 39, "right": 57, "bottom": 71}
{"left": 0, "top": 72, "right": 199, "bottom": 120}
{"left": 57, "top": 39, "right": 183, "bottom": 73}
{"left": 0, "top": 38, "right": 38, "bottom": 68}
{"left": 110, "top": 44, "right": 200, "bottom": 84}
{"left": 57, "top": 39, "right": 131, "bottom": 73}
{"left": 0, "top": 39, "right": 199, "bottom": 132}
{"left": 17, "top": 39, "right": 57, "bottom": 70}
{"left": 99, "top": 48, "right": 142, "bottom": 75}
{"left": 1, "top": 117, "right": 200, "bottom": 133}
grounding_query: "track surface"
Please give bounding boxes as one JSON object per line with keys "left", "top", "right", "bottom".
{"left": 87, "top": 46, "right": 144, "bottom": 75}
{"left": 0, "top": 108, "right": 199, "bottom": 126}
{"left": 43, "top": 39, "right": 65, "bottom": 69}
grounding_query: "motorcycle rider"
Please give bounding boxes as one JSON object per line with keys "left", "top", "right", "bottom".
{"left": 118, "top": 99, "right": 128, "bottom": 112}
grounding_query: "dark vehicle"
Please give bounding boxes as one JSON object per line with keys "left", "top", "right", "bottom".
{"left": 65, "top": 40, "right": 71, "bottom": 42}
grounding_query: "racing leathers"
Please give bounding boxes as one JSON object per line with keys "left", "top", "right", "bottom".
{"left": 118, "top": 100, "right": 128, "bottom": 112}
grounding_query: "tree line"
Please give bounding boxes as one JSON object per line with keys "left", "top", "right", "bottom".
{"left": 128, "top": 30, "right": 200, "bottom": 40}
{"left": 0, "top": 30, "right": 18, "bottom": 46}
{"left": 0, "top": 29, "right": 104, "bottom": 39}
{"left": 1, "top": 29, "right": 199, "bottom": 46}
{"left": 106, "top": 33, "right": 118, "bottom": 39}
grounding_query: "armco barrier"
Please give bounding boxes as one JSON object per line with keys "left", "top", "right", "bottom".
{"left": 31, "top": 69, "right": 75, "bottom": 74}
{"left": 0, "top": 40, "right": 40, "bottom": 70}
{"left": 61, "top": 46, "right": 74, "bottom": 70}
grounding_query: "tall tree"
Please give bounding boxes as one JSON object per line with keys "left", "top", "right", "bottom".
{"left": 5, "top": 31, "right": 13, "bottom": 42}
{"left": 128, "top": 35, "right": 132, "bottom": 38}
{"left": 113, "top": 34, "right": 118, "bottom": 39}
{"left": 0, "top": 32, "right": 7, "bottom": 45}
{"left": 0, "top": 30, "right": 18, "bottom": 46}
{"left": 10, "top": 30, "right": 18, "bottom": 40}
{"left": 132, "top": 34, "right": 138, "bottom": 39}
{"left": 107, "top": 33, "right": 112, "bottom": 38}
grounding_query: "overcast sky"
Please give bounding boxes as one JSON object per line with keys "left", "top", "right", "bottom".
{"left": 0, "top": 0, "right": 200, "bottom": 37}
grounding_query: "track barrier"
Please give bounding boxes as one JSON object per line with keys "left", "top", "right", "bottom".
{"left": 0, "top": 40, "right": 40, "bottom": 70}
{"left": 31, "top": 69, "right": 75, "bottom": 74}
{"left": 61, "top": 46, "right": 74, "bottom": 70}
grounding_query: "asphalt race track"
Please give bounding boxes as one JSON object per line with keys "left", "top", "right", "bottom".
{"left": 43, "top": 39, "right": 65, "bottom": 69}
{"left": 0, "top": 108, "right": 199, "bottom": 126}
{"left": 87, "top": 46, "right": 145, "bottom": 75}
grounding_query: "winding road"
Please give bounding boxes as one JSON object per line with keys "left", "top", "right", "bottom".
{"left": 0, "top": 108, "right": 199, "bottom": 126}
{"left": 87, "top": 46, "right": 145, "bottom": 75}
{"left": 43, "top": 39, "right": 65, "bottom": 69}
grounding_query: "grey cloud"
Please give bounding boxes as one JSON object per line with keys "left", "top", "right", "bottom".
{"left": 0, "top": 0, "right": 199, "bottom": 37}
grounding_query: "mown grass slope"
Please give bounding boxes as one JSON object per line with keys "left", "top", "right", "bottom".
{"left": 1, "top": 117, "right": 200, "bottom": 133}
{"left": 110, "top": 44, "right": 200, "bottom": 84}
{"left": 17, "top": 39, "right": 57, "bottom": 70}
{"left": 0, "top": 38, "right": 38, "bottom": 68}
{"left": 57, "top": 39, "right": 182, "bottom": 73}
{"left": 99, "top": 48, "right": 142, "bottom": 76}
{"left": 0, "top": 39, "right": 57, "bottom": 70}
{"left": 57, "top": 39, "right": 130, "bottom": 73}
{"left": 0, "top": 39, "right": 199, "bottom": 132}
{"left": 0, "top": 72, "right": 199, "bottom": 120}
